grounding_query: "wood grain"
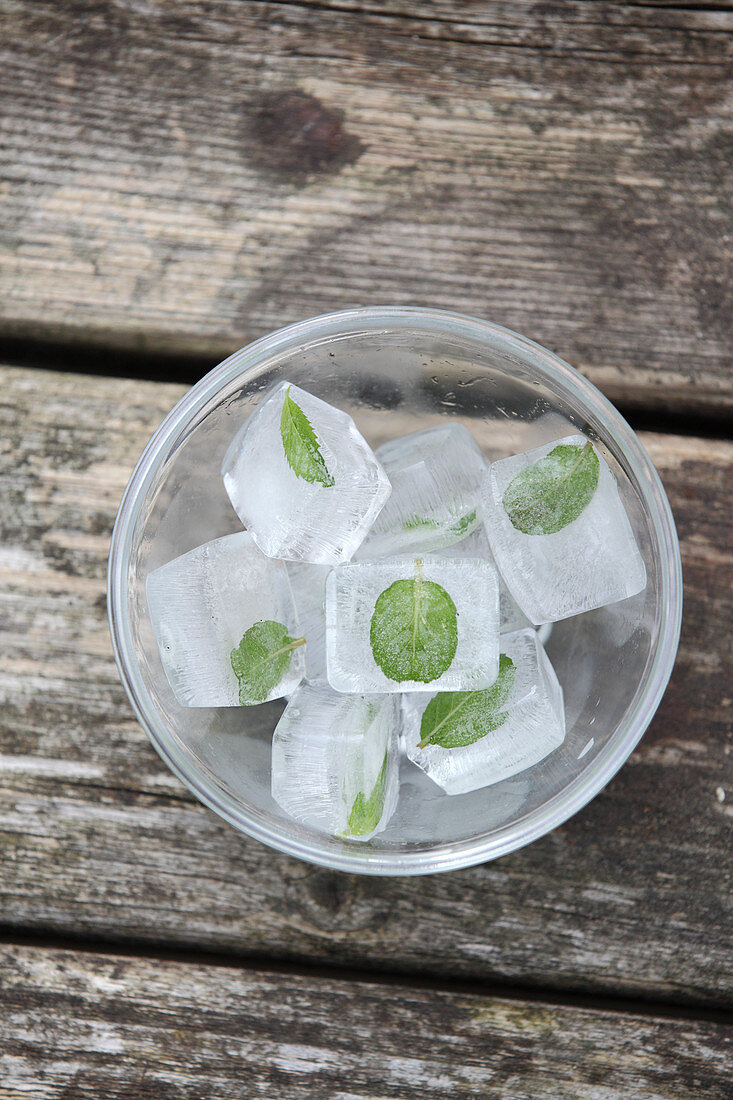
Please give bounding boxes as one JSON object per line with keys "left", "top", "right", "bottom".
{"left": 0, "top": 366, "right": 731, "bottom": 1009}
{"left": 1, "top": 1, "right": 732, "bottom": 413}
{"left": 1, "top": 944, "right": 731, "bottom": 1099}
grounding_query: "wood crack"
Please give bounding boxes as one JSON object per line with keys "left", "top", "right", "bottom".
{"left": 1, "top": 927, "right": 732, "bottom": 1025}
{"left": 2, "top": 339, "right": 731, "bottom": 439}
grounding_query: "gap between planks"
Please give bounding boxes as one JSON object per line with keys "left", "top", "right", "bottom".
{"left": 1, "top": 336, "right": 731, "bottom": 443}
{"left": 1, "top": 926, "right": 732, "bottom": 1030}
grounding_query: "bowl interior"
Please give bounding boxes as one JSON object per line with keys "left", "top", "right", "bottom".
{"left": 110, "top": 310, "right": 680, "bottom": 873}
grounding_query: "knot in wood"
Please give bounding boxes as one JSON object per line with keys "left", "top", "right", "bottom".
{"left": 246, "top": 90, "right": 364, "bottom": 181}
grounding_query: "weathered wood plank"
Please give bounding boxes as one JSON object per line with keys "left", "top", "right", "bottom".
{"left": 1, "top": 944, "right": 731, "bottom": 1099}
{"left": 0, "top": 366, "right": 731, "bottom": 1006}
{"left": 1, "top": 1, "right": 732, "bottom": 413}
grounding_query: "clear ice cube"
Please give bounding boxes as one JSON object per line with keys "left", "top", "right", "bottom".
{"left": 357, "top": 424, "right": 487, "bottom": 558}
{"left": 222, "top": 382, "right": 391, "bottom": 564}
{"left": 271, "top": 684, "right": 399, "bottom": 841}
{"left": 402, "top": 628, "right": 565, "bottom": 795}
{"left": 286, "top": 562, "right": 330, "bottom": 686}
{"left": 146, "top": 531, "right": 304, "bottom": 707}
{"left": 429, "top": 525, "right": 530, "bottom": 634}
{"left": 481, "top": 434, "right": 646, "bottom": 624}
{"left": 326, "top": 556, "right": 499, "bottom": 693}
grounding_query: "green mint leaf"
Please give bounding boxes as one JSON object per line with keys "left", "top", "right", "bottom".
{"left": 450, "top": 508, "right": 477, "bottom": 538}
{"left": 503, "top": 441, "right": 599, "bottom": 535}
{"left": 370, "top": 571, "right": 458, "bottom": 683}
{"left": 401, "top": 508, "right": 477, "bottom": 538}
{"left": 346, "top": 750, "right": 388, "bottom": 837}
{"left": 280, "top": 387, "right": 335, "bottom": 487}
{"left": 402, "top": 514, "right": 441, "bottom": 532}
{"left": 419, "top": 654, "right": 516, "bottom": 749}
{"left": 230, "top": 620, "right": 305, "bottom": 705}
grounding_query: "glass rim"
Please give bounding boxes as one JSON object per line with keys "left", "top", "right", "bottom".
{"left": 108, "top": 306, "right": 683, "bottom": 875}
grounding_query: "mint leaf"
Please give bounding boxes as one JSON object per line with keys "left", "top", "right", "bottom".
{"left": 450, "top": 508, "right": 477, "bottom": 538}
{"left": 503, "top": 441, "right": 599, "bottom": 535}
{"left": 370, "top": 571, "right": 458, "bottom": 683}
{"left": 419, "top": 654, "right": 516, "bottom": 749}
{"left": 280, "top": 387, "right": 335, "bottom": 487}
{"left": 346, "top": 750, "right": 388, "bottom": 837}
{"left": 402, "top": 514, "right": 441, "bottom": 532}
{"left": 402, "top": 508, "right": 477, "bottom": 538}
{"left": 230, "top": 620, "right": 305, "bottom": 705}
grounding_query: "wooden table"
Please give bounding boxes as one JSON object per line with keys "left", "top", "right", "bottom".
{"left": 1, "top": 3, "right": 731, "bottom": 1096}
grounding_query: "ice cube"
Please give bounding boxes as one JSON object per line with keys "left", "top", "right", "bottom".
{"left": 326, "top": 556, "right": 499, "bottom": 693}
{"left": 402, "top": 628, "right": 565, "bottom": 795}
{"left": 429, "top": 525, "right": 530, "bottom": 634}
{"left": 357, "top": 424, "right": 487, "bottom": 558}
{"left": 222, "top": 382, "right": 391, "bottom": 564}
{"left": 146, "top": 531, "right": 304, "bottom": 707}
{"left": 286, "top": 561, "right": 330, "bottom": 686}
{"left": 481, "top": 434, "right": 646, "bottom": 624}
{"left": 271, "top": 684, "right": 399, "bottom": 841}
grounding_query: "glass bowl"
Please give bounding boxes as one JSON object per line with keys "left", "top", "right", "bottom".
{"left": 108, "top": 307, "right": 682, "bottom": 875}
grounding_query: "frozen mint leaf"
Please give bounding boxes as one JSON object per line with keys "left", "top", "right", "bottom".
{"left": 230, "top": 620, "right": 305, "bottom": 705}
{"left": 450, "top": 508, "right": 478, "bottom": 538}
{"left": 280, "top": 387, "right": 335, "bottom": 487}
{"left": 402, "top": 514, "right": 441, "bottom": 532}
{"left": 370, "top": 572, "right": 458, "bottom": 683}
{"left": 346, "top": 750, "right": 388, "bottom": 837}
{"left": 402, "top": 508, "right": 477, "bottom": 538}
{"left": 419, "top": 654, "right": 516, "bottom": 749}
{"left": 503, "top": 441, "right": 599, "bottom": 535}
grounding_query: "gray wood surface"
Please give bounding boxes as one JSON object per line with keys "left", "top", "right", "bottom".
{"left": 1, "top": 943, "right": 731, "bottom": 1099}
{"left": 1, "top": 365, "right": 731, "bottom": 1007}
{"left": 1, "top": 1, "right": 732, "bottom": 413}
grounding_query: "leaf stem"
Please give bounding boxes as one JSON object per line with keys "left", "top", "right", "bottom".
{"left": 269, "top": 636, "right": 306, "bottom": 660}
